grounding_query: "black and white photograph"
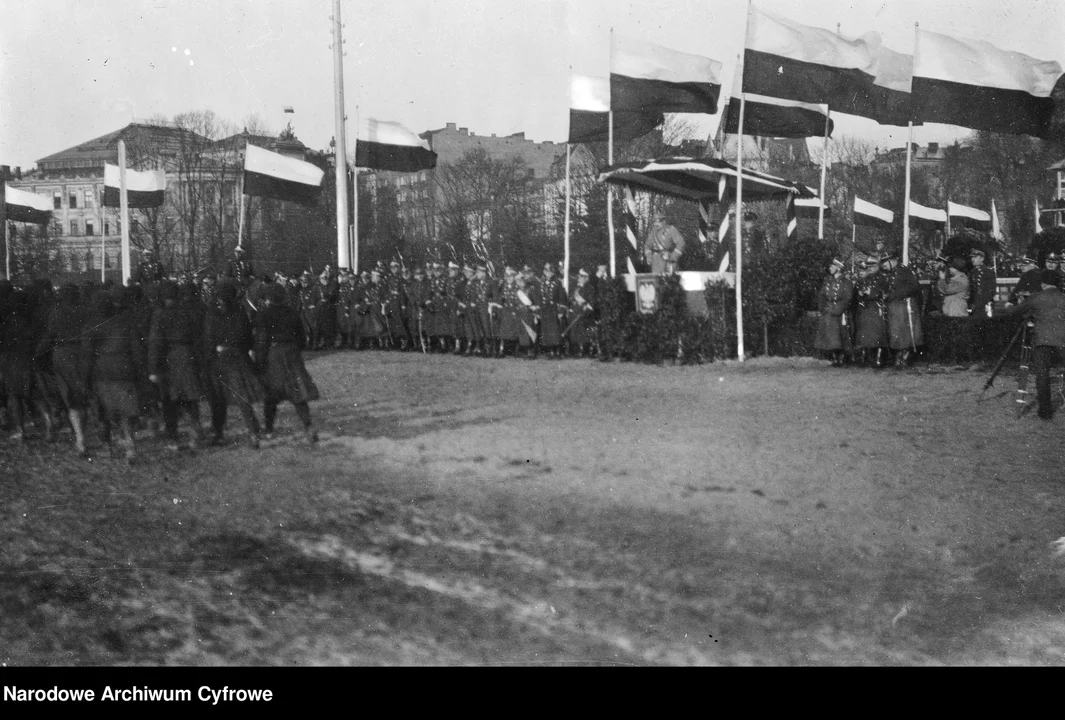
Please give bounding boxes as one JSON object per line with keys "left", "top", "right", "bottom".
{"left": 2, "top": 0, "right": 1065, "bottom": 668}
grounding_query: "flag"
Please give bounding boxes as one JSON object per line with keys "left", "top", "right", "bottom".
{"left": 724, "top": 58, "right": 832, "bottom": 137}
{"left": 991, "top": 198, "right": 1002, "bottom": 240}
{"left": 742, "top": 6, "right": 880, "bottom": 109}
{"left": 568, "top": 75, "right": 662, "bottom": 144}
{"left": 854, "top": 196, "right": 894, "bottom": 229}
{"left": 4, "top": 184, "right": 52, "bottom": 224}
{"left": 838, "top": 44, "right": 919, "bottom": 126}
{"left": 355, "top": 118, "right": 437, "bottom": 172}
{"left": 103, "top": 164, "right": 165, "bottom": 208}
{"left": 723, "top": 93, "right": 833, "bottom": 138}
{"left": 912, "top": 29, "right": 1064, "bottom": 137}
{"left": 947, "top": 200, "right": 991, "bottom": 231}
{"left": 610, "top": 35, "right": 722, "bottom": 115}
{"left": 243, "top": 144, "right": 324, "bottom": 206}
{"left": 795, "top": 197, "right": 831, "bottom": 219}
{"left": 908, "top": 199, "right": 947, "bottom": 230}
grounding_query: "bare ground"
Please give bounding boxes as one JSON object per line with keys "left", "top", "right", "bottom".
{"left": 2, "top": 351, "right": 1065, "bottom": 666}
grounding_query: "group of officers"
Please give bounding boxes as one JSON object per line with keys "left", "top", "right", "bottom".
{"left": 263, "top": 258, "right": 607, "bottom": 361}
{"left": 0, "top": 245, "right": 321, "bottom": 460}
{"left": 813, "top": 245, "right": 1065, "bottom": 378}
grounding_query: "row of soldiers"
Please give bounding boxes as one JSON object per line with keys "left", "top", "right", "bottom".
{"left": 262, "top": 260, "right": 605, "bottom": 360}
{"left": 813, "top": 247, "right": 1064, "bottom": 369}
{"left": 0, "top": 276, "right": 320, "bottom": 460}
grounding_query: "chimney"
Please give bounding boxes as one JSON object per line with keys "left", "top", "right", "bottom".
{"left": 459, "top": 127, "right": 468, "bottom": 135}
{"left": 446, "top": 122, "right": 457, "bottom": 131}
{"left": 15, "top": 166, "right": 21, "bottom": 179}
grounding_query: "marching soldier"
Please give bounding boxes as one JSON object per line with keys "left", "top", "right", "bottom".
{"left": 253, "top": 284, "right": 320, "bottom": 443}
{"left": 148, "top": 281, "right": 209, "bottom": 450}
{"left": 879, "top": 253, "right": 924, "bottom": 368}
{"left": 538, "top": 262, "right": 567, "bottom": 358}
{"left": 854, "top": 258, "right": 889, "bottom": 367}
{"left": 204, "top": 281, "right": 263, "bottom": 448}
{"left": 968, "top": 247, "right": 997, "bottom": 317}
{"left": 813, "top": 258, "right": 854, "bottom": 367}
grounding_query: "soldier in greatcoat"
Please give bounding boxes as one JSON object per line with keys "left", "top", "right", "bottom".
{"left": 312, "top": 269, "right": 339, "bottom": 350}
{"left": 1008, "top": 256, "right": 1042, "bottom": 306}
{"left": 382, "top": 261, "right": 408, "bottom": 350}
{"left": 336, "top": 271, "right": 359, "bottom": 349}
{"left": 538, "top": 263, "right": 567, "bottom": 358}
{"left": 813, "top": 258, "right": 855, "bottom": 367}
{"left": 253, "top": 283, "right": 320, "bottom": 443}
{"left": 879, "top": 253, "right": 924, "bottom": 368}
{"left": 567, "top": 268, "right": 597, "bottom": 357}
{"left": 406, "top": 266, "right": 431, "bottom": 353}
{"left": 854, "top": 259, "right": 889, "bottom": 367}
{"left": 37, "top": 284, "right": 91, "bottom": 455}
{"left": 148, "top": 282, "right": 209, "bottom": 450}
{"left": 298, "top": 271, "right": 318, "bottom": 349}
{"left": 204, "top": 281, "right": 263, "bottom": 448}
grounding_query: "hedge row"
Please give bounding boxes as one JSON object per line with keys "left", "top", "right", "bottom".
{"left": 594, "top": 275, "right": 1024, "bottom": 365}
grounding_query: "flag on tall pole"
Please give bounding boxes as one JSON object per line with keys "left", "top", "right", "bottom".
{"left": 243, "top": 144, "right": 325, "bottom": 206}
{"left": 610, "top": 35, "right": 722, "bottom": 114}
{"left": 837, "top": 44, "right": 919, "bottom": 126}
{"left": 3, "top": 184, "right": 53, "bottom": 224}
{"left": 355, "top": 118, "right": 437, "bottom": 172}
{"left": 854, "top": 196, "right": 894, "bottom": 229}
{"left": 723, "top": 56, "right": 832, "bottom": 138}
{"left": 568, "top": 74, "right": 662, "bottom": 144}
{"left": 103, "top": 164, "right": 165, "bottom": 208}
{"left": 947, "top": 200, "right": 992, "bottom": 231}
{"left": 742, "top": 6, "right": 880, "bottom": 109}
{"left": 907, "top": 199, "right": 947, "bottom": 231}
{"left": 912, "top": 28, "right": 1064, "bottom": 137}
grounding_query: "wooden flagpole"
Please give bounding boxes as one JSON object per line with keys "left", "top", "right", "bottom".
{"left": 118, "top": 139, "right": 131, "bottom": 285}
{"left": 607, "top": 27, "right": 616, "bottom": 278}
{"left": 902, "top": 121, "right": 913, "bottom": 265}
{"left": 237, "top": 165, "right": 246, "bottom": 250}
{"left": 332, "top": 0, "right": 351, "bottom": 270}
{"left": 818, "top": 110, "right": 830, "bottom": 240}
{"left": 736, "top": 93, "right": 746, "bottom": 362}
{"left": 564, "top": 143, "right": 572, "bottom": 293}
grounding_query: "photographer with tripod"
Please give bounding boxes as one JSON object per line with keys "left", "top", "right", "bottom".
{"left": 1001, "top": 270, "right": 1065, "bottom": 420}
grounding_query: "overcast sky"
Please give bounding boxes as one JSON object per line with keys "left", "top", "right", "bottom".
{"left": 1, "top": 0, "right": 1063, "bottom": 171}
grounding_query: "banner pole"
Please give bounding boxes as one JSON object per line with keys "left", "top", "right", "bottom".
{"left": 607, "top": 110, "right": 616, "bottom": 278}
{"left": 564, "top": 143, "right": 572, "bottom": 293}
{"left": 736, "top": 92, "right": 746, "bottom": 362}
{"left": 118, "top": 139, "right": 131, "bottom": 285}
{"left": 902, "top": 121, "right": 913, "bottom": 266}
{"left": 237, "top": 168, "right": 246, "bottom": 250}
{"left": 819, "top": 109, "right": 830, "bottom": 240}
{"left": 332, "top": 0, "right": 351, "bottom": 270}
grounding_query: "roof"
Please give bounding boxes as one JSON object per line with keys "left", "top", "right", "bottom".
{"left": 1048, "top": 158, "right": 1065, "bottom": 171}
{"left": 36, "top": 122, "right": 208, "bottom": 170}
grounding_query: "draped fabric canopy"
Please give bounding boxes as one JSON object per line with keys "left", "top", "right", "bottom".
{"left": 597, "top": 157, "right": 816, "bottom": 202}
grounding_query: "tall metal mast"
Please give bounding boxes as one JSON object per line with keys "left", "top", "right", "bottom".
{"left": 332, "top": 0, "right": 350, "bottom": 269}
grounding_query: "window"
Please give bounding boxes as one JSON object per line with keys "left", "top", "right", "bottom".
{"left": 1058, "top": 171, "right": 1065, "bottom": 201}
{"left": 70, "top": 219, "right": 79, "bottom": 236}
{"left": 104, "top": 221, "right": 110, "bottom": 236}
{"left": 84, "top": 189, "right": 94, "bottom": 208}
{"left": 50, "top": 219, "right": 62, "bottom": 236}
{"left": 53, "top": 191, "right": 62, "bottom": 209}
{"left": 69, "top": 192, "right": 78, "bottom": 209}
{"left": 86, "top": 220, "right": 95, "bottom": 236}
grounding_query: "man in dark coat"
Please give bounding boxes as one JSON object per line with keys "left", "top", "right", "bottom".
{"left": 854, "top": 259, "right": 889, "bottom": 367}
{"left": 567, "top": 268, "right": 596, "bottom": 357}
{"left": 148, "top": 281, "right": 208, "bottom": 450}
{"left": 1008, "top": 256, "right": 1043, "bottom": 306}
{"left": 253, "top": 283, "right": 319, "bottom": 443}
{"left": 968, "top": 248, "right": 997, "bottom": 317}
{"left": 1044, "top": 252, "right": 1065, "bottom": 291}
{"left": 879, "top": 253, "right": 924, "bottom": 368}
{"left": 204, "top": 281, "right": 263, "bottom": 448}
{"left": 813, "top": 258, "right": 855, "bottom": 367}
{"left": 1002, "top": 271, "right": 1065, "bottom": 419}
{"left": 538, "top": 262, "right": 567, "bottom": 358}
{"left": 37, "top": 284, "right": 91, "bottom": 455}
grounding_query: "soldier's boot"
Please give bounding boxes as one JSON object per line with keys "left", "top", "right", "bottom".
{"left": 69, "top": 409, "right": 88, "bottom": 458}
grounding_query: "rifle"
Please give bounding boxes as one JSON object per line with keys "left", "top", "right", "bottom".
{"left": 978, "top": 322, "right": 1025, "bottom": 400}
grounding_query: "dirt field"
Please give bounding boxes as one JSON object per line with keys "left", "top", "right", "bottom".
{"left": 2, "top": 350, "right": 1065, "bottom": 666}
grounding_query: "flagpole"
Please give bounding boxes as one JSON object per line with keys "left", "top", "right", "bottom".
{"left": 237, "top": 167, "right": 246, "bottom": 250}
{"left": 351, "top": 103, "right": 358, "bottom": 273}
{"left": 101, "top": 229, "right": 106, "bottom": 283}
{"left": 945, "top": 196, "right": 951, "bottom": 243}
{"left": 332, "top": 0, "right": 351, "bottom": 270}
{"left": 118, "top": 139, "right": 131, "bottom": 285}
{"left": 735, "top": 92, "right": 746, "bottom": 362}
{"left": 607, "top": 110, "right": 616, "bottom": 278}
{"left": 1, "top": 176, "right": 7, "bottom": 279}
{"left": 564, "top": 143, "right": 572, "bottom": 293}
{"left": 818, "top": 109, "right": 830, "bottom": 240}
{"left": 902, "top": 121, "right": 913, "bottom": 266}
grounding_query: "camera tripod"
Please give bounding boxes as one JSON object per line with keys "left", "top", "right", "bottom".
{"left": 981, "top": 322, "right": 1065, "bottom": 416}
